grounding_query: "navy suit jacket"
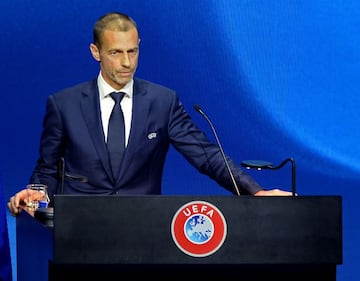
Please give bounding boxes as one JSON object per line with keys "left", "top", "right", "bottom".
{"left": 30, "top": 77, "right": 262, "bottom": 201}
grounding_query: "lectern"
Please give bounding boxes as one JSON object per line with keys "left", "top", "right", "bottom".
{"left": 17, "top": 195, "right": 342, "bottom": 281}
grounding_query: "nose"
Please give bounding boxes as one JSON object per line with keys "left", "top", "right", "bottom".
{"left": 120, "top": 53, "right": 131, "bottom": 67}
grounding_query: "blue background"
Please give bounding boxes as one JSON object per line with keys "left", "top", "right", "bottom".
{"left": 1, "top": 1, "right": 359, "bottom": 280}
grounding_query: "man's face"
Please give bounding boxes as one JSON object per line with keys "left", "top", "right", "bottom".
{"left": 90, "top": 27, "right": 140, "bottom": 90}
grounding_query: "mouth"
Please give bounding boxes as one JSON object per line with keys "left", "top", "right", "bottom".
{"left": 117, "top": 71, "right": 133, "bottom": 78}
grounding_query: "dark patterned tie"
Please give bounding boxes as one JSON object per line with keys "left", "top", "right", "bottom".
{"left": 107, "top": 92, "right": 126, "bottom": 178}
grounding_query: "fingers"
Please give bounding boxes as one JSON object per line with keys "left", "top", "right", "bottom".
{"left": 7, "top": 189, "right": 28, "bottom": 216}
{"left": 254, "top": 189, "right": 294, "bottom": 196}
{"left": 269, "top": 189, "right": 293, "bottom": 196}
{"left": 271, "top": 189, "right": 292, "bottom": 196}
{"left": 8, "top": 188, "right": 50, "bottom": 216}
{"left": 8, "top": 196, "right": 21, "bottom": 216}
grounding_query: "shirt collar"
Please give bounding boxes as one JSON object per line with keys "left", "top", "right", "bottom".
{"left": 97, "top": 72, "right": 134, "bottom": 99}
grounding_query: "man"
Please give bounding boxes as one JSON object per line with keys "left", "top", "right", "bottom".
{"left": 8, "top": 12, "right": 292, "bottom": 215}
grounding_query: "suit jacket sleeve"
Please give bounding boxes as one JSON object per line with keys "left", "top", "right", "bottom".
{"left": 167, "top": 95, "right": 263, "bottom": 195}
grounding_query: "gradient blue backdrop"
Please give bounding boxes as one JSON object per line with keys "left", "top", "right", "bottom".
{"left": 1, "top": 1, "right": 358, "bottom": 280}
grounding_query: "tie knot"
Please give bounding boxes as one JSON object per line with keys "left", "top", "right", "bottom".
{"left": 110, "top": 92, "right": 125, "bottom": 104}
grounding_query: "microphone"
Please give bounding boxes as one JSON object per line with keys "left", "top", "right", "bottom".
{"left": 193, "top": 104, "right": 241, "bottom": 196}
{"left": 58, "top": 157, "right": 65, "bottom": 194}
{"left": 35, "top": 157, "right": 68, "bottom": 225}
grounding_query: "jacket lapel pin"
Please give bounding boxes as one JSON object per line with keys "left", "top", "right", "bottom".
{"left": 147, "top": 132, "right": 157, "bottom": 140}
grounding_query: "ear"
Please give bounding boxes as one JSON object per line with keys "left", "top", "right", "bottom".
{"left": 89, "top": 43, "right": 100, "bottom": 62}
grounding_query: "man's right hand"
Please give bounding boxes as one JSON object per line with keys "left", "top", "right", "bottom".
{"left": 7, "top": 188, "right": 44, "bottom": 216}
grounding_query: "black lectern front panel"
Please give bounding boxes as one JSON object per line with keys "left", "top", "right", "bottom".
{"left": 53, "top": 195, "right": 342, "bottom": 265}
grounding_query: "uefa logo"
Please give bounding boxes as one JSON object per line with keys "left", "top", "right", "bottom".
{"left": 171, "top": 200, "right": 227, "bottom": 257}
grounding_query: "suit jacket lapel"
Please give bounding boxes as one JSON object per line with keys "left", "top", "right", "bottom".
{"left": 127, "top": 80, "right": 149, "bottom": 151}
{"left": 115, "top": 79, "right": 150, "bottom": 185}
{"left": 80, "top": 80, "right": 114, "bottom": 182}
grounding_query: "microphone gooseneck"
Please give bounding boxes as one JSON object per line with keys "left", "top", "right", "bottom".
{"left": 193, "top": 104, "right": 241, "bottom": 196}
{"left": 58, "top": 157, "right": 65, "bottom": 194}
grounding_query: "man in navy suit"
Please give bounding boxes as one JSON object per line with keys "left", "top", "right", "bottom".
{"left": 8, "top": 12, "right": 292, "bottom": 215}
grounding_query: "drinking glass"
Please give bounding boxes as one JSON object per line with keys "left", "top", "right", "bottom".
{"left": 26, "top": 183, "right": 50, "bottom": 210}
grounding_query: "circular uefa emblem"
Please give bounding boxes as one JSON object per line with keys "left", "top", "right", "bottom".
{"left": 171, "top": 200, "right": 227, "bottom": 257}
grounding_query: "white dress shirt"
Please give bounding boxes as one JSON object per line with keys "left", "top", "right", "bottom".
{"left": 97, "top": 72, "right": 133, "bottom": 146}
